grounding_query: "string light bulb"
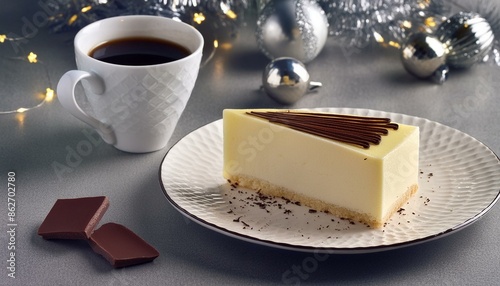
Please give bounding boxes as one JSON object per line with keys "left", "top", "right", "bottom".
{"left": 193, "top": 13, "right": 206, "bottom": 25}
{"left": 0, "top": 87, "right": 55, "bottom": 115}
{"left": 0, "top": 34, "right": 54, "bottom": 116}
{"left": 220, "top": 2, "right": 237, "bottom": 19}
{"left": 45, "top": 88, "right": 55, "bottom": 102}
{"left": 27, "top": 52, "right": 38, "bottom": 63}
{"left": 81, "top": 6, "right": 92, "bottom": 13}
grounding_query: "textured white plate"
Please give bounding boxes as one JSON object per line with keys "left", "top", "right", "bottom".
{"left": 159, "top": 108, "right": 500, "bottom": 253}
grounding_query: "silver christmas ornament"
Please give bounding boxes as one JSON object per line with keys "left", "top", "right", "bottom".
{"left": 435, "top": 12, "right": 495, "bottom": 68}
{"left": 262, "top": 57, "right": 322, "bottom": 105}
{"left": 256, "top": 0, "right": 329, "bottom": 63}
{"left": 401, "top": 32, "right": 447, "bottom": 80}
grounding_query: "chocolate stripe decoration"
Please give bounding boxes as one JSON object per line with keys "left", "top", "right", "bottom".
{"left": 247, "top": 111, "right": 399, "bottom": 149}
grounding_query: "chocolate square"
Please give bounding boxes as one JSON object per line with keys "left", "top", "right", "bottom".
{"left": 89, "top": 223, "right": 159, "bottom": 268}
{"left": 38, "top": 196, "right": 109, "bottom": 240}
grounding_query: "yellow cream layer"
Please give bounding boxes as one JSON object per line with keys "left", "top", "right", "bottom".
{"left": 222, "top": 109, "right": 419, "bottom": 227}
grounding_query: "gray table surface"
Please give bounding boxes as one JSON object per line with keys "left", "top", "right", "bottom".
{"left": 1, "top": 1, "right": 500, "bottom": 285}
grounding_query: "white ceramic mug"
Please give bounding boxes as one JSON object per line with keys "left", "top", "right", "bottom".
{"left": 57, "top": 15, "right": 203, "bottom": 153}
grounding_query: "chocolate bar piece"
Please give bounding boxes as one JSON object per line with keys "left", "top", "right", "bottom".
{"left": 89, "top": 223, "right": 159, "bottom": 268}
{"left": 38, "top": 196, "right": 109, "bottom": 240}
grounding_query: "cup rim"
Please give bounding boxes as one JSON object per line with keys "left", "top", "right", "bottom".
{"left": 74, "top": 15, "right": 204, "bottom": 68}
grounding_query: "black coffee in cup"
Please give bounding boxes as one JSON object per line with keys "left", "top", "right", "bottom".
{"left": 89, "top": 37, "right": 191, "bottom": 66}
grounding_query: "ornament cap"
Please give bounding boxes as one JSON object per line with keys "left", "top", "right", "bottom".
{"left": 308, "top": 81, "right": 322, "bottom": 92}
{"left": 430, "top": 65, "right": 449, "bottom": 84}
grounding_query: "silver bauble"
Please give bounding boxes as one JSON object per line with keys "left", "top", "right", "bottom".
{"left": 262, "top": 57, "right": 322, "bottom": 105}
{"left": 401, "top": 33, "right": 447, "bottom": 79}
{"left": 256, "top": 0, "right": 329, "bottom": 63}
{"left": 435, "top": 12, "right": 494, "bottom": 68}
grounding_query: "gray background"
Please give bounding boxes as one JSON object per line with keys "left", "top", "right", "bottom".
{"left": 1, "top": 1, "right": 499, "bottom": 285}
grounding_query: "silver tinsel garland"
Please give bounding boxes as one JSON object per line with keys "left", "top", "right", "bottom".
{"left": 47, "top": 0, "right": 499, "bottom": 65}
{"left": 48, "top": 0, "right": 248, "bottom": 33}
{"left": 316, "top": 0, "right": 447, "bottom": 48}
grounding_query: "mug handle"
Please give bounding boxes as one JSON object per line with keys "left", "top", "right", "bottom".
{"left": 57, "top": 70, "right": 116, "bottom": 145}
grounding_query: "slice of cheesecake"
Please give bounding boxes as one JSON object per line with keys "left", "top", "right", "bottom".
{"left": 223, "top": 109, "right": 419, "bottom": 228}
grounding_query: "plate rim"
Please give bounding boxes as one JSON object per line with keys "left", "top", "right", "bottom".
{"left": 159, "top": 108, "right": 500, "bottom": 254}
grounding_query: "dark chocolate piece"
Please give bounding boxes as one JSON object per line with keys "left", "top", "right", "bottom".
{"left": 38, "top": 196, "right": 109, "bottom": 240}
{"left": 89, "top": 223, "right": 159, "bottom": 268}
